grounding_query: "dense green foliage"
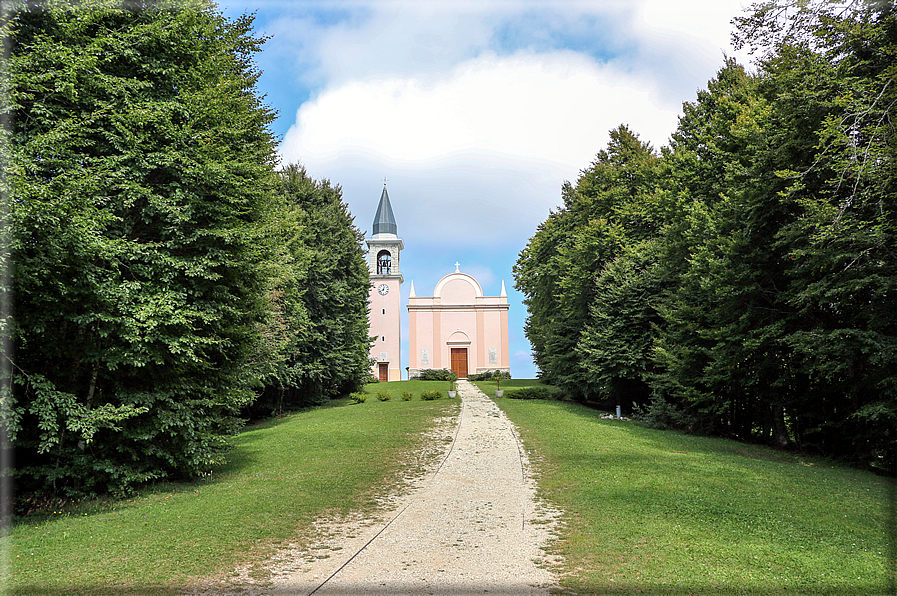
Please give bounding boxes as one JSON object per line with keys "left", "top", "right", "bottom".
{"left": 7, "top": 0, "right": 277, "bottom": 500}
{"left": 502, "top": 386, "right": 556, "bottom": 400}
{"left": 414, "top": 369, "right": 457, "bottom": 381}
{"left": 466, "top": 370, "right": 511, "bottom": 381}
{"left": 246, "top": 164, "right": 372, "bottom": 417}
{"left": 515, "top": 125, "right": 663, "bottom": 402}
{"left": 4, "top": 1, "right": 373, "bottom": 504}
{"left": 514, "top": 0, "right": 896, "bottom": 469}
{"left": 420, "top": 389, "right": 443, "bottom": 400}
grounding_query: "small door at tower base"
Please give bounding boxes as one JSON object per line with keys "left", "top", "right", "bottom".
{"left": 450, "top": 348, "right": 468, "bottom": 379}
{"left": 378, "top": 363, "right": 389, "bottom": 383}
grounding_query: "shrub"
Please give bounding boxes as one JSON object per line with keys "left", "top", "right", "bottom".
{"left": 416, "top": 369, "right": 458, "bottom": 381}
{"left": 377, "top": 390, "right": 391, "bottom": 401}
{"left": 350, "top": 392, "right": 366, "bottom": 404}
{"left": 400, "top": 391, "right": 414, "bottom": 401}
{"left": 467, "top": 370, "right": 512, "bottom": 382}
{"left": 631, "top": 396, "right": 697, "bottom": 431}
{"left": 504, "top": 387, "right": 554, "bottom": 400}
{"left": 420, "top": 390, "right": 442, "bottom": 401}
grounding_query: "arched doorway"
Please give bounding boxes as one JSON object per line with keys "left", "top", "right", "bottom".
{"left": 447, "top": 330, "right": 470, "bottom": 378}
{"left": 450, "top": 348, "right": 468, "bottom": 378}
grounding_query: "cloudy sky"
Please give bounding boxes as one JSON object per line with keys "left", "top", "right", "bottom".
{"left": 217, "top": 0, "right": 754, "bottom": 379}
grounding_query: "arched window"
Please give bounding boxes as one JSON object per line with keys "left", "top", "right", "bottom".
{"left": 377, "top": 250, "right": 392, "bottom": 274}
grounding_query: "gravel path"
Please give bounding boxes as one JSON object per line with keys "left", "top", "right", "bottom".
{"left": 256, "top": 379, "right": 561, "bottom": 596}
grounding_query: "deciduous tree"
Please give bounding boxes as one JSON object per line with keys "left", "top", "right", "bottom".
{"left": 7, "top": 0, "right": 278, "bottom": 499}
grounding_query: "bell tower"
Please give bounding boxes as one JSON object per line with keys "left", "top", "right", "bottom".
{"left": 367, "top": 183, "right": 404, "bottom": 382}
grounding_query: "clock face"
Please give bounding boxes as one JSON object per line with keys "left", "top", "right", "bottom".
{"left": 378, "top": 284, "right": 389, "bottom": 295}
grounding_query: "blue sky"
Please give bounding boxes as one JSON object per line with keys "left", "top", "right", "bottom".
{"left": 216, "top": 0, "right": 752, "bottom": 379}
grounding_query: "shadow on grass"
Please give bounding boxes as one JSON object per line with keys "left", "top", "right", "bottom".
{"left": 11, "top": 401, "right": 348, "bottom": 525}
{"left": 527, "top": 399, "right": 858, "bottom": 469}
{"left": 205, "top": 398, "right": 356, "bottom": 478}
{"left": 9, "top": 582, "right": 889, "bottom": 596}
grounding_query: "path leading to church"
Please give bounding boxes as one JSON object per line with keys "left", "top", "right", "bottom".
{"left": 258, "top": 379, "right": 561, "bottom": 595}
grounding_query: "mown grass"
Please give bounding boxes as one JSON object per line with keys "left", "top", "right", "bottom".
{"left": 360, "top": 379, "right": 457, "bottom": 400}
{"left": 10, "top": 382, "right": 893, "bottom": 595}
{"left": 495, "top": 398, "right": 894, "bottom": 596}
{"left": 8, "top": 392, "right": 459, "bottom": 595}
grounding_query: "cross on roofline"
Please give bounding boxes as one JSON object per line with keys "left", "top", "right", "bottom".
{"left": 454, "top": 262, "right": 460, "bottom": 273}
{"left": 382, "top": 176, "right": 388, "bottom": 186}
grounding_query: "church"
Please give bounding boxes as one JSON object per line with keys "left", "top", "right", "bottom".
{"left": 366, "top": 185, "right": 510, "bottom": 381}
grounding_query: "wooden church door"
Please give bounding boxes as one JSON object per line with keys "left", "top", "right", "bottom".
{"left": 378, "top": 363, "right": 389, "bottom": 383}
{"left": 450, "top": 348, "right": 468, "bottom": 379}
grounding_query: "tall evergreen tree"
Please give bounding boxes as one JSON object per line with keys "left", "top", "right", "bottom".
{"left": 652, "top": 59, "right": 785, "bottom": 441}
{"left": 514, "top": 126, "right": 658, "bottom": 400}
{"left": 736, "top": 0, "right": 897, "bottom": 464}
{"left": 247, "top": 164, "right": 372, "bottom": 417}
{"left": 517, "top": 1, "right": 895, "bottom": 468}
{"left": 654, "top": 1, "right": 896, "bottom": 462}
{"left": 6, "top": 0, "right": 278, "bottom": 499}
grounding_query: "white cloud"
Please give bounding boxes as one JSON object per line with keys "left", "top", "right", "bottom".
{"left": 312, "top": 2, "right": 498, "bottom": 85}
{"left": 216, "top": 0, "right": 758, "bottom": 379}
{"left": 634, "top": 0, "right": 747, "bottom": 50}
{"left": 625, "top": 1, "right": 755, "bottom": 94}
{"left": 282, "top": 143, "right": 563, "bottom": 248}
{"left": 281, "top": 50, "right": 678, "bottom": 171}
{"left": 278, "top": 50, "right": 686, "bottom": 245}
{"left": 268, "top": 0, "right": 757, "bottom": 247}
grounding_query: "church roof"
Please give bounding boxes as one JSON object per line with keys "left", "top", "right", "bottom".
{"left": 372, "top": 185, "right": 397, "bottom": 236}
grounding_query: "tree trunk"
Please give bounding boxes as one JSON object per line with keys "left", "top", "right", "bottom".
{"left": 771, "top": 406, "right": 790, "bottom": 447}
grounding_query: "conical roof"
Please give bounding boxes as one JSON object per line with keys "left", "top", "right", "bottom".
{"left": 372, "top": 185, "right": 397, "bottom": 236}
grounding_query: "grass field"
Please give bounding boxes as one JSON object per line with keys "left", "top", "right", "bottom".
{"left": 8, "top": 385, "right": 459, "bottom": 595}
{"left": 359, "top": 379, "right": 458, "bottom": 399}
{"left": 494, "top": 397, "right": 894, "bottom": 596}
{"left": 8, "top": 381, "right": 894, "bottom": 595}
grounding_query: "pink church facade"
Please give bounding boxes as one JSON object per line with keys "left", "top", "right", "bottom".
{"left": 407, "top": 268, "right": 510, "bottom": 379}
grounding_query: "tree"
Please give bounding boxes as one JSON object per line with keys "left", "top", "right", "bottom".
{"left": 7, "top": 0, "right": 278, "bottom": 500}
{"left": 651, "top": 59, "right": 785, "bottom": 441}
{"left": 246, "top": 164, "right": 372, "bottom": 417}
{"left": 736, "top": 0, "right": 897, "bottom": 465}
{"left": 514, "top": 125, "right": 659, "bottom": 400}
{"left": 653, "top": 0, "right": 896, "bottom": 462}
{"left": 576, "top": 239, "right": 666, "bottom": 408}
{"left": 518, "top": 1, "right": 895, "bottom": 469}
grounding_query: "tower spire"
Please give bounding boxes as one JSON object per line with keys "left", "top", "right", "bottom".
{"left": 372, "top": 185, "right": 397, "bottom": 236}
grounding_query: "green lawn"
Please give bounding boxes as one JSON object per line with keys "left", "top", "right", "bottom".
{"left": 8, "top": 391, "right": 459, "bottom": 595}
{"left": 495, "top": 397, "right": 893, "bottom": 596}
{"left": 360, "top": 379, "right": 458, "bottom": 399}
{"left": 8, "top": 382, "right": 894, "bottom": 596}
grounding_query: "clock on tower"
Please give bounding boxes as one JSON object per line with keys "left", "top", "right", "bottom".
{"left": 366, "top": 183, "right": 403, "bottom": 382}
